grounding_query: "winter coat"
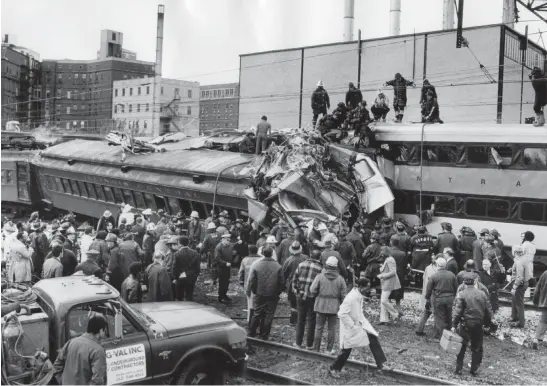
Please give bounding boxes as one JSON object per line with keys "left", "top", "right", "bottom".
{"left": 145, "top": 262, "right": 173, "bottom": 302}
{"left": 117, "top": 240, "right": 144, "bottom": 273}
{"left": 512, "top": 257, "right": 532, "bottom": 288}
{"left": 239, "top": 254, "right": 263, "bottom": 287}
{"left": 452, "top": 286, "right": 493, "bottom": 326}
{"left": 445, "top": 258, "right": 459, "bottom": 276}
{"left": 310, "top": 268, "right": 347, "bottom": 314}
{"left": 121, "top": 276, "right": 142, "bottom": 303}
{"left": 282, "top": 253, "right": 308, "bottom": 290}
{"left": 75, "top": 259, "right": 102, "bottom": 277}
{"left": 239, "top": 135, "right": 255, "bottom": 153}
{"left": 246, "top": 256, "right": 284, "bottom": 298}
{"left": 385, "top": 76, "right": 414, "bottom": 107}
{"left": 472, "top": 239, "right": 485, "bottom": 269}
{"left": 426, "top": 269, "right": 458, "bottom": 300}
{"left": 388, "top": 246, "right": 407, "bottom": 285}
{"left": 346, "top": 87, "right": 363, "bottom": 109}
{"left": 378, "top": 256, "right": 401, "bottom": 291}
{"left": 338, "top": 288, "right": 378, "bottom": 349}
{"left": 410, "top": 234, "right": 434, "bottom": 271}
{"left": 531, "top": 72, "right": 547, "bottom": 106}
{"left": 173, "top": 246, "right": 201, "bottom": 280}
{"left": 436, "top": 231, "right": 459, "bottom": 255}
{"left": 89, "top": 239, "right": 110, "bottom": 269}
{"left": 391, "top": 232, "right": 411, "bottom": 253}
{"left": 373, "top": 93, "right": 390, "bottom": 108}
{"left": 8, "top": 239, "right": 32, "bottom": 283}
{"left": 338, "top": 240, "right": 356, "bottom": 268}
{"left": 188, "top": 220, "right": 202, "bottom": 244}
{"left": 420, "top": 84, "right": 437, "bottom": 105}
{"left": 346, "top": 230, "right": 366, "bottom": 259}
{"left": 533, "top": 270, "right": 547, "bottom": 309}
{"left": 131, "top": 224, "right": 146, "bottom": 247}
{"left": 60, "top": 249, "right": 78, "bottom": 276}
{"left": 142, "top": 233, "right": 155, "bottom": 264}
{"left": 311, "top": 87, "right": 330, "bottom": 112}
{"left": 97, "top": 215, "right": 116, "bottom": 233}
{"left": 277, "top": 236, "right": 296, "bottom": 267}
{"left": 320, "top": 248, "right": 348, "bottom": 279}
{"left": 363, "top": 242, "right": 382, "bottom": 279}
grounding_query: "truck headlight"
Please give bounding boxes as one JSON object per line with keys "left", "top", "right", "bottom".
{"left": 227, "top": 326, "right": 247, "bottom": 349}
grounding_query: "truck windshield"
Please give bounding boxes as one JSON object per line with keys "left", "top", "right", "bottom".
{"left": 123, "top": 300, "right": 153, "bottom": 328}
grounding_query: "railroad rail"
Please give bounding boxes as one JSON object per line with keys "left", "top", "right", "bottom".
{"left": 247, "top": 337, "right": 457, "bottom": 385}
{"left": 244, "top": 367, "right": 312, "bottom": 385}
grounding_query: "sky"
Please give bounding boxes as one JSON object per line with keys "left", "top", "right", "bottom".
{"left": 1, "top": 0, "right": 545, "bottom": 85}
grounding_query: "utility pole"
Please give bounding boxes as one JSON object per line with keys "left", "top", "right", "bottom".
{"left": 152, "top": 5, "right": 165, "bottom": 137}
{"left": 519, "top": 25, "right": 528, "bottom": 124}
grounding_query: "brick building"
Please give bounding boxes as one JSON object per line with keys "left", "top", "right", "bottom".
{"left": 1, "top": 43, "right": 42, "bottom": 129}
{"left": 199, "top": 83, "right": 239, "bottom": 133}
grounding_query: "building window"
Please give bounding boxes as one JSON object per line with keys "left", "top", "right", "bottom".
{"left": 144, "top": 121, "right": 147, "bottom": 129}
{"left": 67, "top": 91, "right": 71, "bottom": 99}
{"left": 121, "top": 105, "right": 125, "bottom": 113}
{"left": 137, "top": 104, "right": 140, "bottom": 112}
{"left": 188, "top": 89, "right": 192, "bottom": 99}
{"left": 214, "top": 90, "right": 217, "bottom": 97}
{"left": 115, "top": 89, "right": 118, "bottom": 97}
{"left": 112, "top": 32, "right": 116, "bottom": 40}
{"left": 146, "top": 103, "right": 149, "bottom": 112}
{"left": 174, "top": 88, "right": 179, "bottom": 96}
{"left": 82, "top": 73, "right": 87, "bottom": 80}
{"left": 130, "top": 88, "right": 133, "bottom": 96}
{"left": 122, "top": 88, "right": 125, "bottom": 96}
{"left": 67, "top": 107, "right": 71, "bottom": 114}
{"left": 57, "top": 74, "right": 62, "bottom": 80}
{"left": 115, "top": 105, "right": 118, "bottom": 114}
{"left": 146, "top": 86, "right": 150, "bottom": 94}
{"left": 138, "top": 87, "right": 141, "bottom": 95}
{"left": 129, "top": 104, "right": 132, "bottom": 112}
{"left": 161, "top": 86, "right": 164, "bottom": 95}
{"left": 74, "top": 73, "right": 79, "bottom": 80}
{"left": 226, "top": 103, "right": 229, "bottom": 109}
{"left": 187, "top": 106, "right": 192, "bottom": 115}
{"left": 201, "top": 91, "right": 205, "bottom": 98}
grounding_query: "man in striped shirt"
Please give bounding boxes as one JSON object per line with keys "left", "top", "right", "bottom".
{"left": 292, "top": 249, "right": 323, "bottom": 349}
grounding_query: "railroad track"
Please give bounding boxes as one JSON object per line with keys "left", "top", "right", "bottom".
{"left": 246, "top": 337, "right": 456, "bottom": 385}
{"left": 405, "top": 286, "right": 537, "bottom": 311}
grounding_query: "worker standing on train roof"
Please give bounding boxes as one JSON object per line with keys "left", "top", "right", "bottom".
{"left": 311, "top": 80, "right": 330, "bottom": 128}
{"left": 255, "top": 116, "right": 271, "bottom": 155}
{"left": 239, "top": 130, "right": 255, "bottom": 154}
{"left": 384, "top": 73, "right": 415, "bottom": 123}
{"left": 345, "top": 82, "right": 363, "bottom": 110}
{"left": 529, "top": 66, "right": 547, "bottom": 126}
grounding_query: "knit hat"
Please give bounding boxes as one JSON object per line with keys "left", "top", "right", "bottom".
{"left": 326, "top": 256, "right": 338, "bottom": 267}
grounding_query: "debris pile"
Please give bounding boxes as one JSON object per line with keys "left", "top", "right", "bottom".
{"left": 241, "top": 128, "right": 394, "bottom": 227}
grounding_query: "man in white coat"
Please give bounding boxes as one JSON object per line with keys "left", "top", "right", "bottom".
{"left": 329, "top": 278, "right": 387, "bottom": 378}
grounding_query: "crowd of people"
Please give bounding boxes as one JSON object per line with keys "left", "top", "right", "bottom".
{"left": 2, "top": 206, "right": 546, "bottom": 379}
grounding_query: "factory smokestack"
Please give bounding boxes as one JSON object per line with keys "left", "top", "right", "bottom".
{"left": 442, "top": 0, "right": 455, "bottom": 30}
{"left": 389, "top": 0, "right": 401, "bottom": 36}
{"left": 343, "top": 0, "right": 355, "bottom": 42}
{"left": 155, "top": 4, "right": 165, "bottom": 76}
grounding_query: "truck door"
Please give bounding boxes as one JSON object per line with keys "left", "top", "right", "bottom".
{"left": 65, "top": 301, "right": 153, "bottom": 385}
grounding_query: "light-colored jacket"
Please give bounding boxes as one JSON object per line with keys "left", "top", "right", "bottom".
{"left": 377, "top": 256, "right": 401, "bottom": 291}
{"left": 7, "top": 238, "right": 32, "bottom": 283}
{"left": 512, "top": 257, "right": 532, "bottom": 287}
{"left": 338, "top": 288, "right": 378, "bottom": 349}
{"left": 420, "top": 263, "right": 438, "bottom": 310}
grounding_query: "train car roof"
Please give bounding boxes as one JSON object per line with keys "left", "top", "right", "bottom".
{"left": 1, "top": 149, "right": 40, "bottom": 163}
{"left": 373, "top": 123, "right": 547, "bottom": 145}
{"left": 39, "top": 139, "right": 256, "bottom": 178}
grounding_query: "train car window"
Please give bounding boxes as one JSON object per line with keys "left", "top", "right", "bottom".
{"left": 486, "top": 199, "right": 510, "bottom": 219}
{"left": 467, "top": 147, "right": 489, "bottom": 164}
{"left": 122, "top": 190, "right": 136, "bottom": 207}
{"left": 1, "top": 170, "right": 7, "bottom": 184}
{"left": 395, "top": 145, "right": 412, "bottom": 163}
{"left": 77, "top": 181, "right": 88, "bottom": 197}
{"left": 179, "top": 200, "right": 192, "bottom": 216}
{"left": 191, "top": 202, "right": 207, "bottom": 218}
{"left": 54, "top": 177, "right": 64, "bottom": 193}
{"left": 17, "top": 182, "right": 29, "bottom": 201}
{"left": 6, "top": 170, "right": 13, "bottom": 184}
{"left": 423, "top": 194, "right": 456, "bottom": 214}
{"left": 394, "top": 191, "right": 416, "bottom": 214}
{"left": 112, "top": 188, "right": 124, "bottom": 204}
{"left": 523, "top": 148, "right": 547, "bottom": 169}
{"left": 204, "top": 203, "right": 213, "bottom": 216}
{"left": 102, "top": 186, "right": 116, "bottom": 203}
{"left": 143, "top": 193, "right": 157, "bottom": 210}
{"left": 16, "top": 164, "right": 29, "bottom": 182}
{"left": 70, "top": 180, "right": 80, "bottom": 196}
{"left": 465, "top": 198, "right": 487, "bottom": 217}
{"left": 94, "top": 184, "right": 106, "bottom": 201}
{"left": 493, "top": 146, "right": 513, "bottom": 163}
{"left": 436, "top": 146, "right": 458, "bottom": 163}
{"left": 153, "top": 195, "right": 167, "bottom": 212}
{"left": 86, "top": 183, "right": 97, "bottom": 200}
{"left": 166, "top": 197, "right": 181, "bottom": 215}
{"left": 133, "top": 192, "right": 147, "bottom": 209}
{"left": 519, "top": 202, "right": 545, "bottom": 222}
{"left": 61, "top": 179, "right": 72, "bottom": 194}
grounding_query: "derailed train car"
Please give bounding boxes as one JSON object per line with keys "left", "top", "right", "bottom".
{"left": 1, "top": 150, "right": 41, "bottom": 217}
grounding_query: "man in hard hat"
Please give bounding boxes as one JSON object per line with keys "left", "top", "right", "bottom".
{"left": 311, "top": 80, "right": 330, "bottom": 128}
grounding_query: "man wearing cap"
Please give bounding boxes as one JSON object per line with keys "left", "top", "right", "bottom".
{"left": 425, "top": 257, "right": 458, "bottom": 340}
{"left": 277, "top": 228, "right": 296, "bottom": 267}
{"left": 321, "top": 239, "right": 348, "bottom": 280}
{"left": 131, "top": 217, "right": 146, "bottom": 249}
{"left": 255, "top": 115, "right": 272, "bottom": 155}
{"left": 310, "top": 255, "right": 347, "bottom": 354}
{"left": 472, "top": 229, "right": 489, "bottom": 269}
{"left": 452, "top": 271, "right": 493, "bottom": 376}
{"left": 239, "top": 130, "right": 255, "bottom": 154}
{"left": 246, "top": 246, "right": 283, "bottom": 340}
{"left": 292, "top": 249, "right": 323, "bottom": 349}
{"left": 215, "top": 232, "right": 235, "bottom": 303}
{"left": 415, "top": 253, "right": 439, "bottom": 336}
{"left": 459, "top": 227, "right": 477, "bottom": 271}
{"left": 362, "top": 232, "right": 382, "bottom": 290}
{"left": 105, "top": 233, "right": 124, "bottom": 291}
{"left": 145, "top": 252, "right": 173, "bottom": 302}
{"left": 42, "top": 244, "right": 64, "bottom": 279}
{"left": 75, "top": 250, "right": 103, "bottom": 278}
{"left": 29, "top": 221, "right": 48, "bottom": 278}
{"left": 436, "top": 222, "right": 459, "bottom": 258}
{"left": 483, "top": 235, "right": 505, "bottom": 277}
{"left": 121, "top": 262, "right": 143, "bottom": 304}
{"left": 239, "top": 245, "right": 263, "bottom": 325}
{"left": 377, "top": 246, "right": 402, "bottom": 325}
{"left": 282, "top": 241, "right": 308, "bottom": 325}
{"left": 97, "top": 210, "right": 116, "bottom": 233}
{"left": 187, "top": 211, "right": 202, "bottom": 248}
{"left": 444, "top": 247, "right": 459, "bottom": 276}
{"left": 311, "top": 80, "right": 330, "bottom": 127}
{"left": 89, "top": 231, "right": 110, "bottom": 271}
{"left": 173, "top": 236, "right": 201, "bottom": 301}
{"left": 410, "top": 226, "right": 434, "bottom": 272}
{"left": 390, "top": 221, "right": 411, "bottom": 255}
{"left": 509, "top": 245, "right": 532, "bottom": 328}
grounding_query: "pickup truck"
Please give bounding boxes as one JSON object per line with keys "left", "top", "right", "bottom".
{"left": 32, "top": 275, "right": 247, "bottom": 384}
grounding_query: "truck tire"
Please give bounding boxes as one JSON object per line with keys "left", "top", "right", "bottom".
{"left": 175, "top": 359, "right": 226, "bottom": 385}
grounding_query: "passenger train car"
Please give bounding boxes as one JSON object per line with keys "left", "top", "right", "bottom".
{"left": 374, "top": 123, "right": 547, "bottom": 261}
{"left": 1, "top": 150, "right": 41, "bottom": 216}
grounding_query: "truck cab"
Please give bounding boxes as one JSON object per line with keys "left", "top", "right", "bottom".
{"left": 32, "top": 275, "right": 246, "bottom": 384}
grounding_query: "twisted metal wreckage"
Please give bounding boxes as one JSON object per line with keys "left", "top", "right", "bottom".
{"left": 105, "top": 126, "right": 395, "bottom": 230}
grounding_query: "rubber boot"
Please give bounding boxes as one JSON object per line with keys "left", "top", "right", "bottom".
{"left": 534, "top": 112, "right": 545, "bottom": 126}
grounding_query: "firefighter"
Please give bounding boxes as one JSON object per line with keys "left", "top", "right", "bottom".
{"left": 458, "top": 226, "right": 477, "bottom": 271}
{"left": 345, "top": 82, "right": 363, "bottom": 109}
{"left": 384, "top": 73, "right": 415, "bottom": 123}
{"left": 529, "top": 66, "right": 547, "bottom": 126}
{"left": 311, "top": 80, "right": 330, "bottom": 127}
{"left": 410, "top": 226, "right": 434, "bottom": 271}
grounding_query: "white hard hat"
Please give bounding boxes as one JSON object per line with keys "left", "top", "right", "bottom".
{"left": 317, "top": 223, "right": 327, "bottom": 231}
{"left": 142, "top": 208, "right": 152, "bottom": 215}
{"left": 326, "top": 256, "right": 338, "bottom": 267}
{"left": 207, "top": 222, "right": 216, "bottom": 230}
{"left": 190, "top": 211, "right": 199, "bottom": 218}
{"left": 146, "top": 223, "right": 156, "bottom": 231}
{"left": 266, "top": 235, "right": 277, "bottom": 243}
{"left": 317, "top": 80, "right": 324, "bottom": 87}
{"left": 122, "top": 204, "right": 132, "bottom": 213}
